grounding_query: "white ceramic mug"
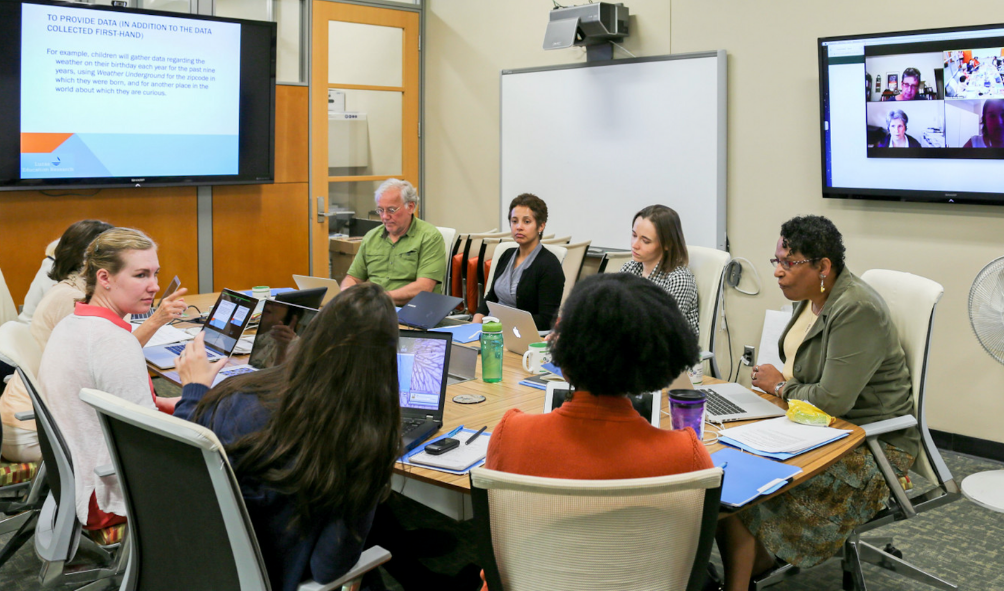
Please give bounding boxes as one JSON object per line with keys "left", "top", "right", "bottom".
{"left": 251, "top": 286, "right": 270, "bottom": 316}
{"left": 522, "top": 342, "right": 551, "bottom": 374}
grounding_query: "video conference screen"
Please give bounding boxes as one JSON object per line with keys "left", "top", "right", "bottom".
{"left": 820, "top": 24, "right": 1004, "bottom": 203}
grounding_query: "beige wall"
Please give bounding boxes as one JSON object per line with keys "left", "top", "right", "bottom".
{"left": 425, "top": 0, "right": 1004, "bottom": 444}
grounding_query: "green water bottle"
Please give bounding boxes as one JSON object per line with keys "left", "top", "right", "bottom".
{"left": 480, "top": 317, "right": 503, "bottom": 383}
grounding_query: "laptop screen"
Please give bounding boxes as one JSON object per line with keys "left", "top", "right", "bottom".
{"left": 248, "top": 300, "right": 318, "bottom": 370}
{"left": 203, "top": 289, "right": 257, "bottom": 355}
{"left": 398, "top": 331, "right": 451, "bottom": 412}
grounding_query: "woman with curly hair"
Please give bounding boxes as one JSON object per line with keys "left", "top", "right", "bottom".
{"left": 484, "top": 272, "right": 711, "bottom": 478}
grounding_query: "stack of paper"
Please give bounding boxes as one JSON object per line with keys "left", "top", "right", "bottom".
{"left": 719, "top": 417, "right": 851, "bottom": 460}
{"left": 135, "top": 324, "right": 195, "bottom": 348}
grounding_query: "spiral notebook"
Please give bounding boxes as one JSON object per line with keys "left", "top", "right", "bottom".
{"left": 408, "top": 430, "right": 492, "bottom": 472}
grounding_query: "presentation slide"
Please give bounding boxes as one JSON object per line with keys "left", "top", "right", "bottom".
{"left": 19, "top": 3, "right": 241, "bottom": 179}
{"left": 208, "top": 299, "right": 237, "bottom": 331}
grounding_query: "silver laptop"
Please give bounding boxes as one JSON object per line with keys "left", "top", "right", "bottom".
{"left": 292, "top": 274, "right": 340, "bottom": 306}
{"left": 446, "top": 343, "right": 478, "bottom": 386}
{"left": 485, "top": 301, "right": 543, "bottom": 355}
{"left": 144, "top": 289, "right": 257, "bottom": 370}
{"left": 695, "top": 382, "right": 786, "bottom": 422}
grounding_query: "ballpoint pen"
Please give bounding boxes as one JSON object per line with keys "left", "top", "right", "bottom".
{"left": 465, "top": 425, "right": 488, "bottom": 445}
{"left": 444, "top": 425, "right": 465, "bottom": 439}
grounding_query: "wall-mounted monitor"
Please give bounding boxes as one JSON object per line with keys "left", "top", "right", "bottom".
{"left": 820, "top": 23, "right": 1004, "bottom": 204}
{"left": 0, "top": 0, "right": 276, "bottom": 191}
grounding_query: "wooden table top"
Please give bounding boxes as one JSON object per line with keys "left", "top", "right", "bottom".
{"left": 154, "top": 291, "right": 865, "bottom": 506}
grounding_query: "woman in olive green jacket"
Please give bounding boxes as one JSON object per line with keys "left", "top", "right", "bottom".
{"left": 716, "top": 215, "right": 919, "bottom": 591}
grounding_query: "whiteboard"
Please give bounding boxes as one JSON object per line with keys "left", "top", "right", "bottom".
{"left": 500, "top": 51, "right": 727, "bottom": 251}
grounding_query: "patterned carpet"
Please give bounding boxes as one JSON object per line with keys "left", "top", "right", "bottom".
{"left": 0, "top": 450, "right": 1000, "bottom": 590}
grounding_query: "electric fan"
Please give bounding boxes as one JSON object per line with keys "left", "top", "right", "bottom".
{"left": 963, "top": 257, "right": 1004, "bottom": 512}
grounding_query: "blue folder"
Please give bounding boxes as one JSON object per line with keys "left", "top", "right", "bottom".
{"left": 239, "top": 287, "right": 296, "bottom": 297}
{"left": 430, "top": 323, "right": 483, "bottom": 344}
{"left": 712, "top": 447, "right": 803, "bottom": 507}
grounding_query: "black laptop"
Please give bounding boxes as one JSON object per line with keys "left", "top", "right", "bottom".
{"left": 275, "top": 287, "right": 327, "bottom": 310}
{"left": 398, "top": 329, "right": 453, "bottom": 452}
{"left": 397, "top": 291, "right": 464, "bottom": 330}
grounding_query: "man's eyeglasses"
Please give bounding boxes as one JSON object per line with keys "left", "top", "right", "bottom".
{"left": 376, "top": 204, "right": 409, "bottom": 216}
{"left": 769, "top": 257, "right": 816, "bottom": 270}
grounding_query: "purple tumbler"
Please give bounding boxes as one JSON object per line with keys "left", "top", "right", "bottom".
{"left": 668, "top": 389, "right": 706, "bottom": 439}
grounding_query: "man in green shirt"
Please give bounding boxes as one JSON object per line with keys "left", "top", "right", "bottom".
{"left": 341, "top": 179, "right": 446, "bottom": 305}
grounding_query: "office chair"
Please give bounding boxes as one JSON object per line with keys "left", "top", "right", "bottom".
{"left": 79, "top": 388, "right": 390, "bottom": 591}
{"left": 687, "top": 245, "right": 731, "bottom": 379}
{"left": 754, "top": 269, "right": 958, "bottom": 591}
{"left": 436, "top": 226, "right": 457, "bottom": 297}
{"left": 558, "top": 240, "right": 591, "bottom": 305}
{"left": 540, "top": 236, "right": 571, "bottom": 245}
{"left": 597, "top": 251, "right": 633, "bottom": 273}
{"left": 470, "top": 467, "right": 723, "bottom": 591}
{"left": 0, "top": 323, "right": 47, "bottom": 568}
{"left": 18, "top": 368, "right": 127, "bottom": 590}
{"left": 0, "top": 267, "right": 18, "bottom": 325}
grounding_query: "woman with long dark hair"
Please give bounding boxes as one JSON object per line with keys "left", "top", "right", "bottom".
{"left": 174, "top": 283, "right": 401, "bottom": 591}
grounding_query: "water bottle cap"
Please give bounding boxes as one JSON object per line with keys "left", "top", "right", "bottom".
{"left": 482, "top": 317, "right": 502, "bottom": 333}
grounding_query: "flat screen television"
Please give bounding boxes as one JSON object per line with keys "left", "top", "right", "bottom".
{"left": 0, "top": 0, "right": 276, "bottom": 191}
{"left": 820, "top": 23, "right": 1004, "bottom": 204}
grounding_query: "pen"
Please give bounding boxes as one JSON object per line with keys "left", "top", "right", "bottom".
{"left": 444, "top": 425, "right": 464, "bottom": 439}
{"left": 465, "top": 425, "right": 488, "bottom": 445}
{"left": 720, "top": 461, "right": 728, "bottom": 470}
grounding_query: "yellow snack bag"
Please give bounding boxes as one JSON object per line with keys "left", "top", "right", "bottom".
{"left": 786, "top": 399, "right": 835, "bottom": 426}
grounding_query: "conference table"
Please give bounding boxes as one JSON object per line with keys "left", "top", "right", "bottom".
{"left": 150, "top": 291, "right": 864, "bottom": 517}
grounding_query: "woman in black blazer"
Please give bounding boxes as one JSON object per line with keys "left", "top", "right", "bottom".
{"left": 473, "top": 194, "right": 565, "bottom": 330}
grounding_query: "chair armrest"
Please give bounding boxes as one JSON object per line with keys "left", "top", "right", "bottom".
{"left": 861, "top": 415, "right": 917, "bottom": 438}
{"left": 94, "top": 464, "right": 116, "bottom": 477}
{"left": 699, "top": 350, "right": 715, "bottom": 361}
{"left": 14, "top": 411, "right": 35, "bottom": 421}
{"left": 296, "top": 546, "right": 392, "bottom": 591}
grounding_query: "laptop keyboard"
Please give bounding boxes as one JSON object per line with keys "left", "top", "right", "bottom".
{"left": 700, "top": 388, "right": 747, "bottom": 418}
{"left": 165, "top": 343, "right": 220, "bottom": 359}
{"left": 401, "top": 417, "right": 426, "bottom": 436}
{"left": 222, "top": 366, "right": 255, "bottom": 377}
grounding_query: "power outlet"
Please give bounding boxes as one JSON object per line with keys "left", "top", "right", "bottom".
{"left": 742, "top": 345, "right": 755, "bottom": 366}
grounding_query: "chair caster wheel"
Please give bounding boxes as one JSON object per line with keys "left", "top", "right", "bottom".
{"left": 883, "top": 543, "right": 903, "bottom": 559}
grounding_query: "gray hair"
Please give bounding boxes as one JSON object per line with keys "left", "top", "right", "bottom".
{"left": 885, "top": 109, "right": 908, "bottom": 130}
{"left": 374, "top": 178, "right": 419, "bottom": 207}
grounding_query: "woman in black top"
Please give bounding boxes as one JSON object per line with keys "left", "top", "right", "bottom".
{"left": 473, "top": 193, "right": 565, "bottom": 330}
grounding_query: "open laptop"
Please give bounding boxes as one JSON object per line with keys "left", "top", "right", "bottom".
{"left": 397, "top": 291, "right": 464, "bottom": 330}
{"left": 544, "top": 381, "right": 662, "bottom": 426}
{"left": 275, "top": 287, "right": 327, "bottom": 310}
{"left": 129, "top": 275, "right": 180, "bottom": 322}
{"left": 398, "top": 329, "right": 453, "bottom": 452}
{"left": 694, "top": 382, "right": 786, "bottom": 422}
{"left": 292, "top": 275, "right": 340, "bottom": 306}
{"left": 144, "top": 289, "right": 257, "bottom": 370}
{"left": 210, "top": 300, "right": 319, "bottom": 386}
{"left": 446, "top": 343, "right": 478, "bottom": 386}
{"left": 485, "top": 301, "right": 543, "bottom": 355}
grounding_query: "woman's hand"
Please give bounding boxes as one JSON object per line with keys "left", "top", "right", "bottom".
{"left": 471, "top": 313, "right": 484, "bottom": 325}
{"left": 751, "top": 363, "right": 784, "bottom": 395}
{"left": 148, "top": 287, "right": 188, "bottom": 327}
{"left": 176, "top": 332, "right": 226, "bottom": 387}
